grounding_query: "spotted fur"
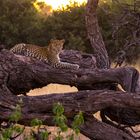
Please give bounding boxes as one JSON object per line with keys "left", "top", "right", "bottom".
{"left": 10, "top": 39, "right": 79, "bottom": 69}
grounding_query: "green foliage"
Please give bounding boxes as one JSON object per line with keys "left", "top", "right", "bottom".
{"left": 30, "top": 118, "right": 49, "bottom": 140}
{"left": 0, "top": 0, "right": 139, "bottom": 63}
{"left": 68, "top": 134, "right": 74, "bottom": 140}
{"left": 53, "top": 102, "right": 68, "bottom": 132}
{"left": 55, "top": 135, "right": 63, "bottom": 140}
{"left": 72, "top": 111, "right": 84, "bottom": 135}
{"left": 0, "top": 124, "right": 24, "bottom": 140}
{"left": 67, "top": 32, "right": 85, "bottom": 51}
{"left": 53, "top": 102, "right": 84, "bottom": 139}
{"left": 42, "top": 2, "right": 87, "bottom": 51}
{"left": 1, "top": 127, "right": 13, "bottom": 140}
{"left": 30, "top": 118, "right": 43, "bottom": 127}
{"left": 97, "top": 0, "right": 140, "bottom": 63}
{"left": 0, "top": 102, "right": 84, "bottom": 140}
{"left": 0, "top": 0, "right": 44, "bottom": 47}
{"left": 12, "top": 125, "right": 24, "bottom": 133}
{"left": 53, "top": 102, "right": 65, "bottom": 115}
{"left": 40, "top": 131, "right": 49, "bottom": 140}
{"left": 0, "top": 101, "right": 24, "bottom": 139}
{"left": 9, "top": 104, "right": 22, "bottom": 122}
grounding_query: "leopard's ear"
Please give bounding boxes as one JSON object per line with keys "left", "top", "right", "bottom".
{"left": 61, "top": 39, "right": 65, "bottom": 43}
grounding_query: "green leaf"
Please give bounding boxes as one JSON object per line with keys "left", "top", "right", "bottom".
{"left": 9, "top": 104, "right": 22, "bottom": 122}
{"left": 72, "top": 111, "right": 84, "bottom": 134}
{"left": 30, "top": 118, "right": 43, "bottom": 127}
{"left": 40, "top": 131, "right": 49, "bottom": 140}
{"left": 55, "top": 135, "right": 63, "bottom": 140}
{"left": 12, "top": 125, "right": 23, "bottom": 133}
{"left": 2, "top": 128, "right": 13, "bottom": 139}
{"left": 53, "top": 102, "right": 64, "bottom": 115}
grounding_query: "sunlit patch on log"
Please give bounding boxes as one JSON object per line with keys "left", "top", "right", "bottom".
{"left": 27, "top": 84, "right": 78, "bottom": 96}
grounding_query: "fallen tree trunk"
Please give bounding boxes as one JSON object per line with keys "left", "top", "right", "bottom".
{"left": 0, "top": 88, "right": 140, "bottom": 140}
{"left": 0, "top": 49, "right": 138, "bottom": 95}
{"left": 0, "top": 0, "right": 139, "bottom": 139}
{"left": 80, "top": 116, "right": 135, "bottom": 140}
{"left": 0, "top": 49, "right": 140, "bottom": 139}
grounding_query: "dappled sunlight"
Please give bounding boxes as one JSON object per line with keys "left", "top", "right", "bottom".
{"left": 27, "top": 84, "right": 78, "bottom": 96}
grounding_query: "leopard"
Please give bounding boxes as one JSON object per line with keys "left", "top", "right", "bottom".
{"left": 10, "top": 39, "right": 79, "bottom": 70}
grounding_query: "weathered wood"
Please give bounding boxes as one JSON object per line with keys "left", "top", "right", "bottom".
{"left": 80, "top": 117, "right": 134, "bottom": 140}
{"left": 0, "top": 49, "right": 138, "bottom": 95}
{"left": 0, "top": 88, "right": 140, "bottom": 139}
{"left": 84, "top": 1, "right": 140, "bottom": 134}
{"left": 0, "top": 0, "right": 139, "bottom": 139}
{"left": 0, "top": 49, "right": 140, "bottom": 139}
{"left": 85, "top": 0, "right": 110, "bottom": 68}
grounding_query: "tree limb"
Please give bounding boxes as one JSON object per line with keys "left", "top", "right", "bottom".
{"left": 0, "top": 49, "right": 140, "bottom": 139}
{"left": 0, "top": 49, "right": 138, "bottom": 95}
{"left": 0, "top": 88, "right": 140, "bottom": 139}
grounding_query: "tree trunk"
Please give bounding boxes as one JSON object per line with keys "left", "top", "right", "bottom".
{"left": 0, "top": 49, "right": 140, "bottom": 139}
{"left": 0, "top": 49, "right": 138, "bottom": 95}
{"left": 85, "top": 0, "right": 110, "bottom": 69}
{"left": 85, "top": 1, "right": 140, "bottom": 134}
{"left": 0, "top": 88, "right": 140, "bottom": 139}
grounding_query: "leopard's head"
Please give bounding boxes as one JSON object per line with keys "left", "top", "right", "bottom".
{"left": 48, "top": 39, "right": 65, "bottom": 54}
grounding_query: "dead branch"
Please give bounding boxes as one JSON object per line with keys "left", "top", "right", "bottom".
{"left": 0, "top": 88, "right": 140, "bottom": 139}
{"left": 0, "top": 49, "right": 138, "bottom": 95}
{"left": 0, "top": 49, "right": 139, "bottom": 139}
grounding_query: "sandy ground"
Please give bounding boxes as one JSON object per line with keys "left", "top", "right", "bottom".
{"left": 27, "top": 83, "right": 78, "bottom": 96}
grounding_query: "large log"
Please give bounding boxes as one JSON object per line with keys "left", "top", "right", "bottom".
{"left": 0, "top": 87, "right": 140, "bottom": 140}
{"left": 0, "top": 49, "right": 138, "bottom": 95}
{"left": 0, "top": 49, "right": 140, "bottom": 139}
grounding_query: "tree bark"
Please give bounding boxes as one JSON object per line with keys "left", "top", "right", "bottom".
{"left": 85, "top": 1, "right": 140, "bottom": 133}
{"left": 0, "top": 0, "right": 139, "bottom": 139}
{"left": 85, "top": 0, "right": 110, "bottom": 69}
{"left": 0, "top": 88, "right": 140, "bottom": 140}
{"left": 0, "top": 49, "right": 138, "bottom": 95}
{"left": 0, "top": 49, "right": 140, "bottom": 139}
{"left": 80, "top": 117, "right": 135, "bottom": 140}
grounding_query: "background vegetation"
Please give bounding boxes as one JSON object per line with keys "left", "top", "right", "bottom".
{"left": 0, "top": 0, "right": 139, "bottom": 63}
